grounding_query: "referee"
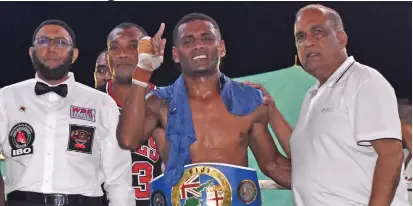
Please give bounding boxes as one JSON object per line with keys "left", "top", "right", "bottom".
{"left": 0, "top": 19, "right": 135, "bottom": 206}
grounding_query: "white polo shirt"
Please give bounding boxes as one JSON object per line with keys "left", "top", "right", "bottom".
{"left": 290, "top": 56, "right": 410, "bottom": 206}
{"left": 0, "top": 73, "right": 135, "bottom": 206}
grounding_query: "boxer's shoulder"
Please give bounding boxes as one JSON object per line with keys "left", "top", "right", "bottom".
{"left": 250, "top": 104, "right": 270, "bottom": 124}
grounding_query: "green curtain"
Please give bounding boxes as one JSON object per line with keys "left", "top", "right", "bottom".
{"left": 234, "top": 65, "right": 316, "bottom": 206}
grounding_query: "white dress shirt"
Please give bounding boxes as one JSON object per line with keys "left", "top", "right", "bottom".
{"left": 290, "top": 56, "right": 410, "bottom": 206}
{"left": 0, "top": 73, "right": 135, "bottom": 206}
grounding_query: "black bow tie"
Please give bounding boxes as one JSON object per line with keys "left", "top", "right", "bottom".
{"left": 35, "top": 82, "right": 68, "bottom": 97}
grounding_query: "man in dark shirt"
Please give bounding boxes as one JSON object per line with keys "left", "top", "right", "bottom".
{"left": 98, "top": 22, "right": 163, "bottom": 205}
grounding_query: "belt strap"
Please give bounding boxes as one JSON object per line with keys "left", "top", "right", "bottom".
{"left": 7, "top": 191, "right": 104, "bottom": 205}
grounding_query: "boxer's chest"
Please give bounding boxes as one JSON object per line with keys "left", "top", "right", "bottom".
{"left": 159, "top": 98, "right": 252, "bottom": 142}
{"left": 190, "top": 99, "right": 252, "bottom": 160}
{"left": 158, "top": 98, "right": 252, "bottom": 163}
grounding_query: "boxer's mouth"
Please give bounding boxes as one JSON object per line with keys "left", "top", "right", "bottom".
{"left": 192, "top": 55, "right": 207, "bottom": 61}
{"left": 116, "top": 64, "right": 136, "bottom": 70}
{"left": 116, "top": 64, "right": 134, "bottom": 67}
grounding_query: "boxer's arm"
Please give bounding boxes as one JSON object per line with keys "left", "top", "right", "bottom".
{"left": 117, "top": 89, "right": 160, "bottom": 151}
{"left": 242, "top": 82, "right": 292, "bottom": 158}
{"left": 117, "top": 24, "right": 166, "bottom": 151}
{"left": 249, "top": 105, "right": 291, "bottom": 189}
{"left": 152, "top": 127, "right": 170, "bottom": 163}
{"left": 268, "top": 106, "right": 292, "bottom": 158}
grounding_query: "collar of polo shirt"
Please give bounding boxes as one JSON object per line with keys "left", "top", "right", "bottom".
{"left": 313, "top": 56, "right": 356, "bottom": 90}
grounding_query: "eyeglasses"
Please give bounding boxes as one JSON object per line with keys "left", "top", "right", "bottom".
{"left": 33, "top": 37, "right": 72, "bottom": 49}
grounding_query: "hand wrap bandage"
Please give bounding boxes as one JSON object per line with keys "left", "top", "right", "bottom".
{"left": 136, "top": 36, "right": 163, "bottom": 72}
{"left": 132, "top": 36, "right": 164, "bottom": 88}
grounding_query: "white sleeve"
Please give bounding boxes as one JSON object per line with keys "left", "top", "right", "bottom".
{"left": 101, "top": 100, "right": 135, "bottom": 206}
{"left": 349, "top": 75, "right": 402, "bottom": 146}
{"left": 0, "top": 90, "right": 8, "bottom": 154}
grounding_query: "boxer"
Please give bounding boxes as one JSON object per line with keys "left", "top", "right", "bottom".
{"left": 93, "top": 50, "right": 111, "bottom": 88}
{"left": 101, "top": 22, "right": 163, "bottom": 205}
{"left": 117, "top": 13, "right": 291, "bottom": 206}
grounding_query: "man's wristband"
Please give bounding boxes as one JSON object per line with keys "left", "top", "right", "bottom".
{"left": 131, "top": 79, "right": 148, "bottom": 88}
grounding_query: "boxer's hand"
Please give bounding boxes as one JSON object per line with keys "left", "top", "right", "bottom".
{"left": 133, "top": 23, "right": 167, "bottom": 84}
{"left": 243, "top": 82, "right": 275, "bottom": 107}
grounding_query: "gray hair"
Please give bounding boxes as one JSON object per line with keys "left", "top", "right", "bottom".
{"left": 295, "top": 4, "right": 344, "bottom": 31}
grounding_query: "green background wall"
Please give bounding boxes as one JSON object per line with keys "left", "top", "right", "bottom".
{"left": 234, "top": 65, "right": 316, "bottom": 206}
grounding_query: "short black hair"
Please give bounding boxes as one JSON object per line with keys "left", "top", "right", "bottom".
{"left": 173, "top": 13, "right": 221, "bottom": 46}
{"left": 295, "top": 4, "right": 344, "bottom": 31}
{"left": 97, "top": 49, "right": 107, "bottom": 60}
{"left": 32, "top": 19, "right": 76, "bottom": 47}
{"left": 107, "top": 22, "right": 148, "bottom": 42}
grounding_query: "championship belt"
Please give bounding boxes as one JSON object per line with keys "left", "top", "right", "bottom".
{"left": 150, "top": 163, "right": 261, "bottom": 206}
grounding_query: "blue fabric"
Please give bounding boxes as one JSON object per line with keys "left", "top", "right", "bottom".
{"left": 150, "top": 73, "right": 263, "bottom": 188}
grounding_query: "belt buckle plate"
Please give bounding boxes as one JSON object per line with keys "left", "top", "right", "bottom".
{"left": 44, "top": 194, "right": 68, "bottom": 206}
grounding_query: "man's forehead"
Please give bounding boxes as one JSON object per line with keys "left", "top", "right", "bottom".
{"left": 295, "top": 8, "right": 329, "bottom": 29}
{"left": 178, "top": 20, "right": 217, "bottom": 37}
{"left": 96, "top": 53, "right": 108, "bottom": 65}
{"left": 36, "top": 24, "right": 71, "bottom": 40}
{"left": 109, "top": 27, "right": 142, "bottom": 42}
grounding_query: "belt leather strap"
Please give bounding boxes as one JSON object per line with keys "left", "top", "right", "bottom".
{"left": 7, "top": 191, "right": 104, "bottom": 205}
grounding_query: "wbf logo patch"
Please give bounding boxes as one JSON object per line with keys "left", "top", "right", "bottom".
{"left": 70, "top": 106, "right": 96, "bottom": 122}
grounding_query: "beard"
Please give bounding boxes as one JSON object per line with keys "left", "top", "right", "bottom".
{"left": 31, "top": 49, "right": 73, "bottom": 80}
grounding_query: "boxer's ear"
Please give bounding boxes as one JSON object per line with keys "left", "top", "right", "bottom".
{"left": 218, "top": 40, "right": 226, "bottom": 58}
{"left": 71, "top": 48, "right": 79, "bottom": 63}
{"left": 172, "top": 46, "right": 180, "bottom": 63}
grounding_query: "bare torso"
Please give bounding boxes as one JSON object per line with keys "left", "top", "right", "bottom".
{"left": 152, "top": 95, "right": 259, "bottom": 167}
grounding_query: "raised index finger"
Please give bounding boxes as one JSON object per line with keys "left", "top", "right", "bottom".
{"left": 154, "top": 23, "right": 165, "bottom": 38}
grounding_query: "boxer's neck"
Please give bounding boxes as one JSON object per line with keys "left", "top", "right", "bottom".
{"left": 111, "top": 79, "right": 131, "bottom": 107}
{"left": 184, "top": 71, "right": 220, "bottom": 100}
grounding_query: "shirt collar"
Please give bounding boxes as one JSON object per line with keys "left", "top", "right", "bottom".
{"left": 34, "top": 72, "right": 76, "bottom": 96}
{"left": 325, "top": 56, "right": 356, "bottom": 88}
{"left": 313, "top": 56, "right": 356, "bottom": 89}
